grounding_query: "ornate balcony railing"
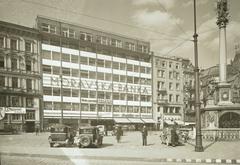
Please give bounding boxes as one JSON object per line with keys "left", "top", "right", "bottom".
{"left": 202, "top": 128, "right": 240, "bottom": 141}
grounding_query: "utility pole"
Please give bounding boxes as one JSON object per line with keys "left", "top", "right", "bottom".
{"left": 193, "top": 0, "right": 203, "bottom": 152}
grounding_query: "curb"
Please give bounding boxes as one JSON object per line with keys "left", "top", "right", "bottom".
{"left": 1, "top": 152, "right": 240, "bottom": 164}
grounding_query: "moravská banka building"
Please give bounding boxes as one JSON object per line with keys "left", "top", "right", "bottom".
{"left": 36, "top": 16, "right": 155, "bottom": 129}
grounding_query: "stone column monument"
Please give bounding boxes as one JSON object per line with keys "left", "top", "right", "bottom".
{"left": 216, "top": 0, "right": 232, "bottom": 105}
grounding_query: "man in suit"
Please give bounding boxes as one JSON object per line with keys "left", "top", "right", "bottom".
{"left": 142, "top": 125, "right": 148, "bottom": 146}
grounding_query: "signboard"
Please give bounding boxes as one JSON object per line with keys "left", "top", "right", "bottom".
{"left": 5, "top": 107, "right": 26, "bottom": 114}
{"left": 44, "top": 76, "right": 151, "bottom": 94}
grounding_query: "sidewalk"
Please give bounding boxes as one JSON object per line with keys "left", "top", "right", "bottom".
{"left": 1, "top": 132, "right": 240, "bottom": 164}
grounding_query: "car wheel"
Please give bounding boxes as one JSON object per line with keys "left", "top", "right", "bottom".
{"left": 80, "top": 135, "right": 91, "bottom": 147}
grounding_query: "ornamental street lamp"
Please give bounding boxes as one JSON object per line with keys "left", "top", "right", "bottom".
{"left": 193, "top": 0, "right": 203, "bottom": 152}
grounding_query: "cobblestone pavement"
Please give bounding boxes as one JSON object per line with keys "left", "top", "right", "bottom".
{"left": 0, "top": 131, "right": 240, "bottom": 165}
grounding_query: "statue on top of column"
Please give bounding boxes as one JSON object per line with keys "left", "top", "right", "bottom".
{"left": 216, "top": 0, "right": 229, "bottom": 28}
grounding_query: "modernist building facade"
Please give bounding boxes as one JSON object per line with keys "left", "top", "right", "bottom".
{"left": 153, "top": 55, "right": 186, "bottom": 128}
{"left": 36, "top": 17, "right": 154, "bottom": 129}
{"left": 0, "top": 21, "right": 42, "bottom": 132}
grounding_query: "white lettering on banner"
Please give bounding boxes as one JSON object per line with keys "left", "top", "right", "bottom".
{"left": 5, "top": 107, "right": 26, "bottom": 114}
{"left": 49, "top": 77, "right": 151, "bottom": 94}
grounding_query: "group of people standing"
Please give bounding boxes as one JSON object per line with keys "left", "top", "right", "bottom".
{"left": 115, "top": 125, "right": 148, "bottom": 146}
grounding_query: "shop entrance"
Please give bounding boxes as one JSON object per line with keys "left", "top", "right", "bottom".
{"left": 25, "top": 121, "right": 35, "bottom": 132}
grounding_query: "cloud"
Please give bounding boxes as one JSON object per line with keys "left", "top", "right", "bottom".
{"left": 132, "top": 9, "right": 182, "bottom": 32}
{"left": 131, "top": 0, "right": 177, "bottom": 10}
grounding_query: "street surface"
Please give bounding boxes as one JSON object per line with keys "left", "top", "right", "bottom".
{"left": 1, "top": 131, "right": 240, "bottom": 165}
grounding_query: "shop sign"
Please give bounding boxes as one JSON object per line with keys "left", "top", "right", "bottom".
{"left": 46, "top": 76, "right": 151, "bottom": 94}
{"left": 5, "top": 107, "right": 26, "bottom": 114}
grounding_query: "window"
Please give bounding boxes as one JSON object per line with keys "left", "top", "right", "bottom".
{"left": 140, "top": 66, "right": 145, "bottom": 73}
{"left": 126, "top": 42, "right": 135, "bottom": 51}
{"left": 176, "top": 83, "right": 180, "bottom": 90}
{"left": 81, "top": 103, "right": 89, "bottom": 111}
{"left": 111, "top": 39, "right": 122, "bottom": 48}
{"left": 26, "top": 60, "right": 31, "bottom": 71}
{"left": 139, "top": 45, "right": 148, "bottom": 53}
{"left": 89, "top": 91, "right": 96, "bottom": 98}
{"left": 97, "top": 105, "right": 104, "bottom": 112}
{"left": 157, "top": 81, "right": 165, "bottom": 89}
{"left": 26, "top": 79, "right": 32, "bottom": 91}
{"left": 81, "top": 90, "right": 88, "bottom": 98}
{"left": 63, "top": 103, "right": 71, "bottom": 110}
{"left": 44, "top": 102, "right": 52, "bottom": 109}
{"left": 12, "top": 77, "right": 18, "bottom": 88}
{"left": 53, "top": 88, "right": 60, "bottom": 96}
{"left": 127, "top": 76, "right": 133, "bottom": 83}
{"left": 169, "top": 82, "right": 173, "bottom": 90}
{"left": 89, "top": 58, "right": 96, "bottom": 66}
{"left": 89, "top": 71, "right": 96, "bottom": 79}
{"left": 106, "top": 105, "right": 111, "bottom": 112}
{"left": 169, "top": 107, "right": 174, "bottom": 113}
{"left": 176, "top": 63, "right": 179, "bottom": 69}
{"left": 52, "top": 51, "right": 60, "bottom": 61}
{"left": 134, "top": 94, "right": 139, "bottom": 101}
{"left": 43, "top": 87, "right": 52, "bottom": 95}
{"left": 62, "top": 53, "right": 70, "bottom": 62}
{"left": 71, "top": 55, "right": 78, "bottom": 63}
{"left": 42, "top": 50, "right": 52, "bottom": 60}
{"left": 113, "top": 74, "right": 119, "bottom": 82}
{"left": 62, "top": 27, "right": 75, "bottom": 38}
{"left": 158, "top": 70, "right": 165, "bottom": 78}
{"left": 11, "top": 96, "right": 19, "bottom": 107}
{"left": 101, "top": 36, "right": 108, "bottom": 45}
{"left": 52, "top": 66, "right": 60, "bottom": 75}
{"left": 89, "top": 104, "right": 96, "bottom": 111}
{"left": 106, "top": 92, "right": 111, "bottom": 99}
{"left": 97, "top": 59, "right": 104, "bottom": 67}
{"left": 0, "top": 76, "right": 4, "bottom": 87}
{"left": 98, "top": 72, "right": 104, "bottom": 80}
{"left": 11, "top": 58, "right": 17, "bottom": 70}
{"left": 0, "top": 56, "right": 4, "bottom": 68}
{"left": 53, "top": 102, "right": 61, "bottom": 110}
{"left": 72, "top": 103, "right": 79, "bottom": 110}
{"left": 134, "top": 77, "right": 139, "bottom": 84}
{"left": 62, "top": 88, "right": 71, "bottom": 97}
{"left": 134, "top": 65, "right": 139, "bottom": 72}
{"left": 71, "top": 69, "right": 79, "bottom": 77}
{"left": 113, "top": 105, "right": 120, "bottom": 112}
{"left": 105, "top": 73, "right": 111, "bottom": 81}
{"left": 120, "top": 63, "right": 125, "bottom": 70}
{"left": 0, "top": 36, "right": 4, "bottom": 48}
{"left": 169, "top": 94, "right": 173, "bottom": 102}
{"left": 127, "top": 64, "right": 133, "bottom": 72}
{"left": 175, "top": 107, "right": 180, "bottom": 114}
{"left": 120, "top": 93, "right": 125, "bottom": 100}
{"left": 105, "top": 60, "right": 111, "bottom": 68}
{"left": 80, "top": 33, "right": 92, "bottom": 42}
{"left": 127, "top": 94, "right": 133, "bottom": 101}
{"left": 12, "top": 114, "right": 21, "bottom": 121}
{"left": 163, "top": 107, "right": 168, "bottom": 113}
{"left": 25, "top": 41, "right": 32, "bottom": 52}
{"left": 162, "top": 61, "right": 166, "bottom": 67}
{"left": 98, "top": 91, "right": 105, "bottom": 99}
{"left": 41, "top": 23, "right": 56, "bottom": 34}
{"left": 72, "top": 90, "right": 79, "bottom": 97}
{"left": 26, "top": 110, "right": 35, "bottom": 120}
{"left": 176, "top": 72, "right": 180, "bottom": 80}
{"left": 176, "top": 95, "right": 180, "bottom": 102}
{"left": 169, "top": 62, "right": 172, "bottom": 68}
{"left": 26, "top": 98, "right": 33, "bottom": 107}
{"left": 43, "top": 65, "right": 51, "bottom": 74}
{"left": 62, "top": 68, "right": 70, "bottom": 76}
{"left": 169, "top": 72, "right": 173, "bottom": 79}
{"left": 10, "top": 39, "right": 17, "bottom": 50}
{"left": 80, "top": 57, "right": 88, "bottom": 65}
{"left": 113, "top": 93, "right": 119, "bottom": 100}
{"left": 80, "top": 70, "right": 88, "bottom": 78}
{"left": 113, "top": 62, "right": 119, "bottom": 69}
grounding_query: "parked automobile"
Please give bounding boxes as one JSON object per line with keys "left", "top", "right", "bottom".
{"left": 75, "top": 126, "right": 103, "bottom": 148}
{"left": 160, "top": 127, "right": 179, "bottom": 146}
{"left": 48, "top": 124, "right": 75, "bottom": 147}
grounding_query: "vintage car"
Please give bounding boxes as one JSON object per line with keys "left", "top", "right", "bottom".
{"left": 160, "top": 127, "right": 179, "bottom": 146}
{"left": 48, "top": 124, "right": 75, "bottom": 147}
{"left": 75, "top": 126, "right": 103, "bottom": 148}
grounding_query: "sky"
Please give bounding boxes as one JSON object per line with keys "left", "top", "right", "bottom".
{"left": 0, "top": 0, "right": 240, "bottom": 69}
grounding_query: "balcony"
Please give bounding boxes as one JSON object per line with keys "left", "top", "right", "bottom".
{"left": 0, "top": 86, "right": 41, "bottom": 96}
{"left": 157, "top": 88, "right": 167, "bottom": 93}
{"left": 157, "top": 98, "right": 168, "bottom": 104}
{"left": 0, "top": 67, "right": 40, "bottom": 78}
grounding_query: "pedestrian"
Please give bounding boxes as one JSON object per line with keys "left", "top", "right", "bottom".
{"left": 142, "top": 125, "right": 148, "bottom": 146}
{"left": 116, "top": 126, "right": 121, "bottom": 143}
{"left": 35, "top": 126, "right": 39, "bottom": 136}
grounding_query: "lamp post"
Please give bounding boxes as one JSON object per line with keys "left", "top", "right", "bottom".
{"left": 193, "top": 0, "right": 203, "bottom": 152}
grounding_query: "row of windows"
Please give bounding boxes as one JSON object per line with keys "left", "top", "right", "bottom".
{"left": 155, "top": 59, "right": 180, "bottom": 69}
{"left": 42, "top": 65, "right": 151, "bottom": 85}
{"left": 4, "top": 112, "right": 35, "bottom": 121}
{"left": 157, "top": 81, "right": 181, "bottom": 91}
{"left": 157, "top": 70, "right": 180, "bottom": 79}
{"left": 0, "top": 95, "right": 34, "bottom": 107}
{"left": 44, "top": 101, "right": 152, "bottom": 113}
{"left": 0, "top": 56, "right": 33, "bottom": 72}
{"left": 42, "top": 50, "right": 151, "bottom": 74}
{"left": 163, "top": 107, "right": 181, "bottom": 114}
{"left": 43, "top": 87, "right": 151, "bottom": 101}
{"left": 158, "top": 93, "right": 181, "bottom": 103}
{"left": 0, "top": 76, "right": 33, "bottom": 90}
{"left": 41, "top": 23, "right": 149, "bottom": 53}
{"left": 0, "top": 36, "right": 34, "bottom": 53}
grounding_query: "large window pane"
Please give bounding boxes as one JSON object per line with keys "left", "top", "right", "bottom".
{"left": 52, "top": 51, "right": 60, "bottom": 61}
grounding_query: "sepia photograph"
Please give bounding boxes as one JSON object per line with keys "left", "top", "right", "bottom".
{"left": 0, "top": 0, "right": 240, "bottom": 164}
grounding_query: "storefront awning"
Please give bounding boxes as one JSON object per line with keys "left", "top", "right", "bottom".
{"left": 142, "top": 118, "right": 156, "bottom": 123}
{"left": 164, "top": 120, "right": 175, "bottom": 125}
{"left": 113, "top": 118, "right": 130, "bottom": 123}
{"left": 128, "top": 118, "right": 144, "bottom": 124}
{"left": 175, "top": 120, "right": 184, "bottom": 125}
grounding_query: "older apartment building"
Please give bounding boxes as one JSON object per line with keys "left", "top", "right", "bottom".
{"left": 0, "top": 21, "right": 42, "bottom": 132}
